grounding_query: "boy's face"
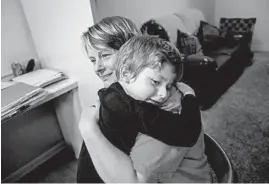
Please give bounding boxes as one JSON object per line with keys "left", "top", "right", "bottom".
{"left": 125, "top": 62, "right": 176, "bottom": 106}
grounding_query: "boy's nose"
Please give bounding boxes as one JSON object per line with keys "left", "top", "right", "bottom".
{"left": 158, "top": 87, "right": 168, "bottom": 99}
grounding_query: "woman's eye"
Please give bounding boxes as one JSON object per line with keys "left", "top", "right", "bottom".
{"left": 90, "top": 59, "right": 96, "bottom": 63}
{"left": 101, "top": 54, "right": 111, "bottom": 59}
{"left": 152, "top": 79, "right": 160, "bottom": 86}
{"left": 89, "top": 57, "right": 96, "bottom": 63}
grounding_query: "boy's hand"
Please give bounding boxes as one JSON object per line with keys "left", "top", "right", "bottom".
{"left": 79, "top": 100, "right": 101, "bottom": 137}
{"left": 176, "top": 82, "right": 195, "bottom": 96}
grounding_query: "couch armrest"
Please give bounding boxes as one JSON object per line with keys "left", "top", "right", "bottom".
{"left": 234, "top": 32, "right": 253, "bottom": 47}
{"left": 183, "top": 54, "right": 218, "bottom": 70}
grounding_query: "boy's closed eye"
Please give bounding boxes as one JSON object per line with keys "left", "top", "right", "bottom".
{"left": 151, "top": 79, "right": 160, "bottom": 86}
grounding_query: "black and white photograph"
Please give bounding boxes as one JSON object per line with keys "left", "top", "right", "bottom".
{"left": 1, "top": 0, "right": 269, "bottom": 183}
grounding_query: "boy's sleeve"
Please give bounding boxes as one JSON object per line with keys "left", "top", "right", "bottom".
{"left": 98, "top": 88, "right": 135, "bottom": 127}
{"left": 99, "top": 87, "right": 201, "bottom": 147}
{"left": 133, "top": 94, "right": 201, "bottom": 147}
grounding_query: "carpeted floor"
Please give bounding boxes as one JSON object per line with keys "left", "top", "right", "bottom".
{"left": 201, "top": 52, "right": 269, "bottom": 183}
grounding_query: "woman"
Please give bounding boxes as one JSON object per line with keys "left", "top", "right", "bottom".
{"left": 77, "top": 16, "right": 210, "bottom": 183}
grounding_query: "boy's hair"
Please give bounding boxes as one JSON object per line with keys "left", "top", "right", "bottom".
{"left": 115, "top": 35, "right": 183, "bottom": 82}
{"left": 82, "top": 16, "right": 141, "bottom": 54}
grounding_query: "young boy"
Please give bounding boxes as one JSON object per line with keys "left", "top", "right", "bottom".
{"left": 96, "top": 35, "right": 210, "bottom": 182}
{"left": 98, "top": 35, "right": 199, "bottom": 148}
{"left": 115, "top": 36, "right": 211, "bottom": 183}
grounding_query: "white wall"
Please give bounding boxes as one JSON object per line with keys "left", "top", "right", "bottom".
{"left": 188, "top": 0, "right": 215, "bottom": 25}
{"left": 20, "top": 0, "right": 102, "bottom": 107}
{"left": 93, "top": 0, "right": 215, "bottom": 28}
{"left": 1, "top": 0, "right": 38, "bottom": 76}
{"left": 215, "top": 0, "right": 269, "bottom": 52}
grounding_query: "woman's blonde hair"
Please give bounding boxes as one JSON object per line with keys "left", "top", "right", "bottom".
{"left": 82, "top": 16, "right": 141, "bottom": 53}
{"left": 115, "top": 35, "right": 184, "bottom": 82}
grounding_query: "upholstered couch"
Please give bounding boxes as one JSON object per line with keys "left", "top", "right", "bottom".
{"left": 140, "top": 9, "right": 255, "bottom": 110}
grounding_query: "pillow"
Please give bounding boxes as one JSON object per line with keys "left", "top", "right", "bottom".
{"left": 196, "top": 21, "right": 224, "bottom": 51}
{"left": 219, "top": 18, "right": 256, "bottom": 36}
{"left": 176, "top": 30, "right": 200, "bottom": 55}
{"left": 140, "top": 19, "right": 170, "bottom": 42}
{"left": 197, "top": 21, "right": 220, "bottom": 43}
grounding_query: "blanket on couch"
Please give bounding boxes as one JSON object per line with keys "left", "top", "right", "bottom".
{"left": 141, "top": 10, "right": 205, "bottom": 55}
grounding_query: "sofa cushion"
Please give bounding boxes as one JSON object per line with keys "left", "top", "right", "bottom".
{"left": 219, "top": 18, "right": 256, "bottom": 37}
{"left": 197, "top": 21, "right": 222, "bottom": 47}
{"left": 196, "top": 21, "right": 229, "bottom": 54}
{"left": 177, "top": 30, "right": 201, "bottom": 55}
{"left": 207, "top": 45, "right": 242, "bottom": 69}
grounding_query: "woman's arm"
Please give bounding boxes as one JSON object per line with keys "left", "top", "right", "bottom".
{"left": 79, "top": 83, "right": 196, "bottom": 182}
{"left": 79, "top": 105, "right": 147, "bottom": 183}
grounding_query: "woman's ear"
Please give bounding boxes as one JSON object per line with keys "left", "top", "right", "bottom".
{"left": 119, "top": 66, "right": 132, "bottom": 83}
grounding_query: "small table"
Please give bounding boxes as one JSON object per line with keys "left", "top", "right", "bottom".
{"left": 1, "top": 78, "right": 82, "bottom": 182}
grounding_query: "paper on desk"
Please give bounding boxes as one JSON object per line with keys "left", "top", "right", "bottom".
{"left": 1, "top": 81, "right": 17, "bottom": 90}
{"left": 12, "top": 69, "right": 66, "bottom": 87}
{"left": 1, "top": 89, "right": 48, "bottom": 120}
{"left": 1, "top": 82, "right": 44, "bottom": 112}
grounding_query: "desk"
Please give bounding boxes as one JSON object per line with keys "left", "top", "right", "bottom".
{"left": 1, "top": 79, "right": 83, "bottom": 182}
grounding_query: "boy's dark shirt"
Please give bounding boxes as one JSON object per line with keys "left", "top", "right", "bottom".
{"left": 77, "top": 82, "right": 201, "bottom": 183}
{"left": 97, "top": 82, "right": 201, "bottom": 154}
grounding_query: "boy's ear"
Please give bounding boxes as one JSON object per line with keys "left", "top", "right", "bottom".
{"left": 120, "top": 66, "right": 132, "bottom": 83}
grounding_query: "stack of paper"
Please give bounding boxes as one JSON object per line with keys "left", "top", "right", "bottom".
{"left": 12, "top": 69, "right": 66, "bottom": 88}
{"left": 1, "top": 81, "right": 17, "bottom": 90}
{"left": 1, "top": 82, "right": 48, "bottom": 120}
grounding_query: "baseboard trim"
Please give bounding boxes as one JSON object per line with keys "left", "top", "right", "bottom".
{"left": 2, "top": 141, "right": 68, "bottom": 183}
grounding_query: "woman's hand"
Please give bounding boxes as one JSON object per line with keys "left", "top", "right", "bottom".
{"left": 176, "top": 82, "right": 195, "bottom": 96}
{"left": 79, "top": 100, "right": 101, "bottom": 138}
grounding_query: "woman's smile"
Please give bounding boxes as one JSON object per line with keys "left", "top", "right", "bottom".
{"left": 99, "top": 72, "right": 113, "bottom": 81}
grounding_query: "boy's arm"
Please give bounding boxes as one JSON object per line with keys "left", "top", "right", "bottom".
{"left": 135, "top": 94, "right": 201, "bottom": 147}
{"left": 100, "top": 87, "right": 201, "bottom": 148}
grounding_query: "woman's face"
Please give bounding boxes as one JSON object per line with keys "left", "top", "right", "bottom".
{"left": 87, "top": 48, "right": 118, "bottom": 87}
